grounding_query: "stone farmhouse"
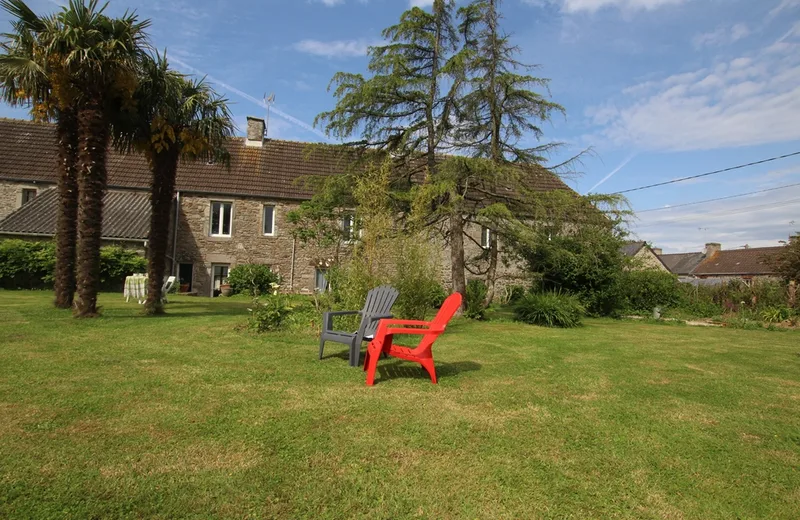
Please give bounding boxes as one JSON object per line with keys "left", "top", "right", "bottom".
{"left": 0, "top": 117, "right": 574, "bottom": 297}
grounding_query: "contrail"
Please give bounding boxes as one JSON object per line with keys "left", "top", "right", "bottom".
{"left": 587, "top": 153, "right": 636, "bottom": 194}
{"left": 170, "top": 57, "right": 331, "bottom": 142}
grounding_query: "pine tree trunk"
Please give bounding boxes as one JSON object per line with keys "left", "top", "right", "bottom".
{"left": 74, "top": 102, "right": 109, "bottom": 318}
{"left": 144, "top": 148, "right": 179, "bottom": 315}
{"left": 449, "top": 213, "right": 467, "bottom": 311}
{"left": 54, "top": 109, "right": 79, "bottom": 309}
{"left": 486, "top": 239, "right": 499, "bottom": 305}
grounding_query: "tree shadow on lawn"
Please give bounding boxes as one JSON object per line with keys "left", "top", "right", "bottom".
{"left": 108, "top": 300, "right": 251, "bottom": 319}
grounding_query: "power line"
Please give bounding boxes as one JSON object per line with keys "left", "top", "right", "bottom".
{"left": 636, "top": 182, "right": 800, "bottom": 213}
{"left": 611, "top": 151, "right": 800, "bottom": 195}
{"left": 636, "top": 197, "right": 800, "bottom": 228}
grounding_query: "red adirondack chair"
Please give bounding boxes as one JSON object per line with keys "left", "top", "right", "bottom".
{"left": 363, "top": 293, "right": 463, "bottom": 386}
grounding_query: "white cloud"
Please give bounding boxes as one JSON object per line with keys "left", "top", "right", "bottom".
{"left": 410, "top": 0, "right": 434, "bottom": 6}
{"left": 525, "top": 0, "right": 690, "bottom": 14}
{"left": 315, "top": 0, "right": 344, "bottom": 5}
{"left": 293, "top": 39, "right": 373, "bottom": 58}
{"left": 584, "top": 38, "right": 800, "bottom": 151}
{"left": 693, "top": 23, "right": 750, "bottom": 48}
{"left": 769, "top": 0, "right": 800, "bottom": 19}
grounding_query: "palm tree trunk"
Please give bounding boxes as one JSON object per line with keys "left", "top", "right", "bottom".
{"left": 74, "top": 102, "right": 109, "bottom": 318}
{"left": 144, "top": 148, "right": 179, "bottom": 315}
{"left": 54, "top": 109, "right": 79, "bottom": 309}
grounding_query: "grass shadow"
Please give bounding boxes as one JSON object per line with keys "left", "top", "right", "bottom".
{"left": 373, "top": 359, "right": 482, "bottom": 384}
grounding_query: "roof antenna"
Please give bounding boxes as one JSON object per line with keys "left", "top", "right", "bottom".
{"left": 264, "top": 93, "right": 275, "bottom": 140}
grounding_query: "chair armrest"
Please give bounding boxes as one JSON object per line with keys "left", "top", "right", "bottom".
{"left": 322, "top": 310, "right": 361, "bottom": 331}
{"left": 364, "top": 313, "right": 393, "bottom": 324}
{"left": 385, "top": 325, "right": 445, "bottom": 336}
{"left": 325, "top": 310, "right": 361, "bottom": 317}
{"left": 378, "top": 319, "right": 431, "bottom": 327}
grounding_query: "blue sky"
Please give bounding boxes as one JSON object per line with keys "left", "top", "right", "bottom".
{"left": 2, "top": 0, "right": 799, "bottom": 252}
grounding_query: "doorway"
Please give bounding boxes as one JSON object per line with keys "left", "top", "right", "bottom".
{"left": 211, "top": 264, "right": 229, "bottom": 297}
{"left": 179, "top": 263, "right": 193, "bottom": 292}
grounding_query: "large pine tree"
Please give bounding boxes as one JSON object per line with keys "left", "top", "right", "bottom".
{"left": 454, "top": 0, "right": 565, "bottom": 302}
{"left": 315, "top": 0, "right": 470, "bottom": 305}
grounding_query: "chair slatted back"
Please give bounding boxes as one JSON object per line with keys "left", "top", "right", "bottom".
{"left": 362, "top": 285, "right": 399, "bottom": 336}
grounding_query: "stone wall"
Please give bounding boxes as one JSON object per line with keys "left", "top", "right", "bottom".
{"left": 174, "top": 195, "right": 336, "bottom": 297}
{"left": 633, "top": 247, "right": 669, "bottom": 272}
{"left": 0, "top": 181, "right": 49, "bottom": 221}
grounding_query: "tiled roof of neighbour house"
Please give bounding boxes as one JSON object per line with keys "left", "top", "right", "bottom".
{"left": 659, "top": 252, "right": 706, "bottom": 276}
{"left": 0, "top": 188, "right": 151, "bottom": 240}
{"left": 691, "top": 247, "right": 784, "bottom": 276}
{"left": 620, "top": 241, "right": 646, "bottom": 257}
{"left": 0, "top": 118, "right": 574, "bottom": 201}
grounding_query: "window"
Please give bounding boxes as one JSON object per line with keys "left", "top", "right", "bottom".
{"left": 481, "top": 226, "right": 492, "bottom": 249}
{"left": 21, "top": 189, "right": 37, "bottom": 206}
{"left": 263, "top": 205, "right": 276, "bottom": 236}
{"left": 210, "top": 201, "right": 232, "bottom": 237}
{"left": 342, "top": 215, "right": 355, "bottom": 241}
{"left": 315, "top": 268, "right": 329, "bottom": 292}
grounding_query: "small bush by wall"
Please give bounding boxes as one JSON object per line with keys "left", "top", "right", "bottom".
{"left": 514, "top": 291, "right": 585, "bottom": 328}
{"left": 464, "top": 279, "right": 488, "bottom": 320}
{"left": 228, "top": 264, "right": 280, "bottom": 297}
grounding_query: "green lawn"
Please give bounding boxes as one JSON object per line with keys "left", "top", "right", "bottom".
{"left": 1, "top": 291, "right": 799, "bottom": 519}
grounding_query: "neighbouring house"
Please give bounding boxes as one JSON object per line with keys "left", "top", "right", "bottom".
{"left": 658, "top": 242, "right": 784, "bottom": 284}
{"left": 620, "top": 241, "right": 670, "bottom": 272}
{"left": 0, "top": 117, "right": 575, "bottom": 297}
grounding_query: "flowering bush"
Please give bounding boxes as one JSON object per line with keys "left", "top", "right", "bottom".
{"left": 247, "top": 283, "right": 294, "bottom": 332}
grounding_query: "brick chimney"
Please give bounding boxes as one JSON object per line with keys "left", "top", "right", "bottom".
{"left": 245, "top": 116, "right": 265, "bottom": 147}
{"left": 704, "top": 242, "right": 721, "bottom": 257}
{"left": 652, "top": 247, "right": 663, "bottom": 256}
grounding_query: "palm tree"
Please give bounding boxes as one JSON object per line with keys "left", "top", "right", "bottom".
{"left": 115, "top": 54, "right": 233, "bottom": 314}
{"left": 0, "top": 0, "right": 80, "bottom": 309}
{"left": 43, "top": 0, "right": 150, "bottom": 317}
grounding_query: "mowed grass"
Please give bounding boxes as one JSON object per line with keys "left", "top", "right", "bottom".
{"left": 1, "top": 292, "right": 799, "bottom": 519}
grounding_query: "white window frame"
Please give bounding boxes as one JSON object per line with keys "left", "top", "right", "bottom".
{"left": 481, "top": 226, "right": 492, "bottom": 249}
{"left": 210, "top": 201, "right": 233, "bottom": 237}
{"left": 263, "top": 204, "right": 276, "bottom": 236}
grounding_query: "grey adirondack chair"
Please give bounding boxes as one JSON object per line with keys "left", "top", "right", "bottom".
{"left": 319, "top": 285, "right": 399, "bottom": 367}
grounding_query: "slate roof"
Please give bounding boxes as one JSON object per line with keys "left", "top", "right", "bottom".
{"left": 659, "top": 252, "right": 706, "bottom": 276}
{"left": 692, "top": 247, "right": 784, "bottom": 276}
{"left": 0, "top": 118, "right": 572, "bottom": 200}
{"left": 620, "top": 241, "right": 646, "bottom": 257}
{"left": 0, "top": 188, "right": 151, "bottom": 240}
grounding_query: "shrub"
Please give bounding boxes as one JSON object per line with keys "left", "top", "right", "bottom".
{"left": 99, "top": 246, "right": 147, "bottom": 291}
{"left": 514, "top": 291, "right": 585, "bottom": 328}
{"left": 464, "top": 279, "right": 488, "bottom": 320}
{"left": 761, "top": 306, "right": 792, "bottom": 323}
{"left": 247, "top": 290, "right": 294, "bottom": 332}
{"left": 228, "top": 264, "right": 280, "bottom": 296}
{"left": 0, "top": 240, "right": 55, "bottom": 289}
{"left": 622, "top": 270, "right": 681, "bottom": 313}
{"left": 0, "top": 240, "right": 145, "bottom": 291}
{"left": 391, "top": 237, "right": 442, "bottom": 320}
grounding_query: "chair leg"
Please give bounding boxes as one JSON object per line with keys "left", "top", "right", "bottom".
{"left": 349, "top": 338, "right": 360, "bottom": 368}
{"left": 365, "top": 341, "right": 381, "bottom": 386}
{"left": 420, "top": 358, "right": 437, "bottom": 384}
{"left": 318, "top": 337, "right": 325, "bottom": 360}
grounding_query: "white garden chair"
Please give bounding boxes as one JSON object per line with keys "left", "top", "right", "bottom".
{"left": 161, "top": 276, "right": 177, "bottom": 303}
